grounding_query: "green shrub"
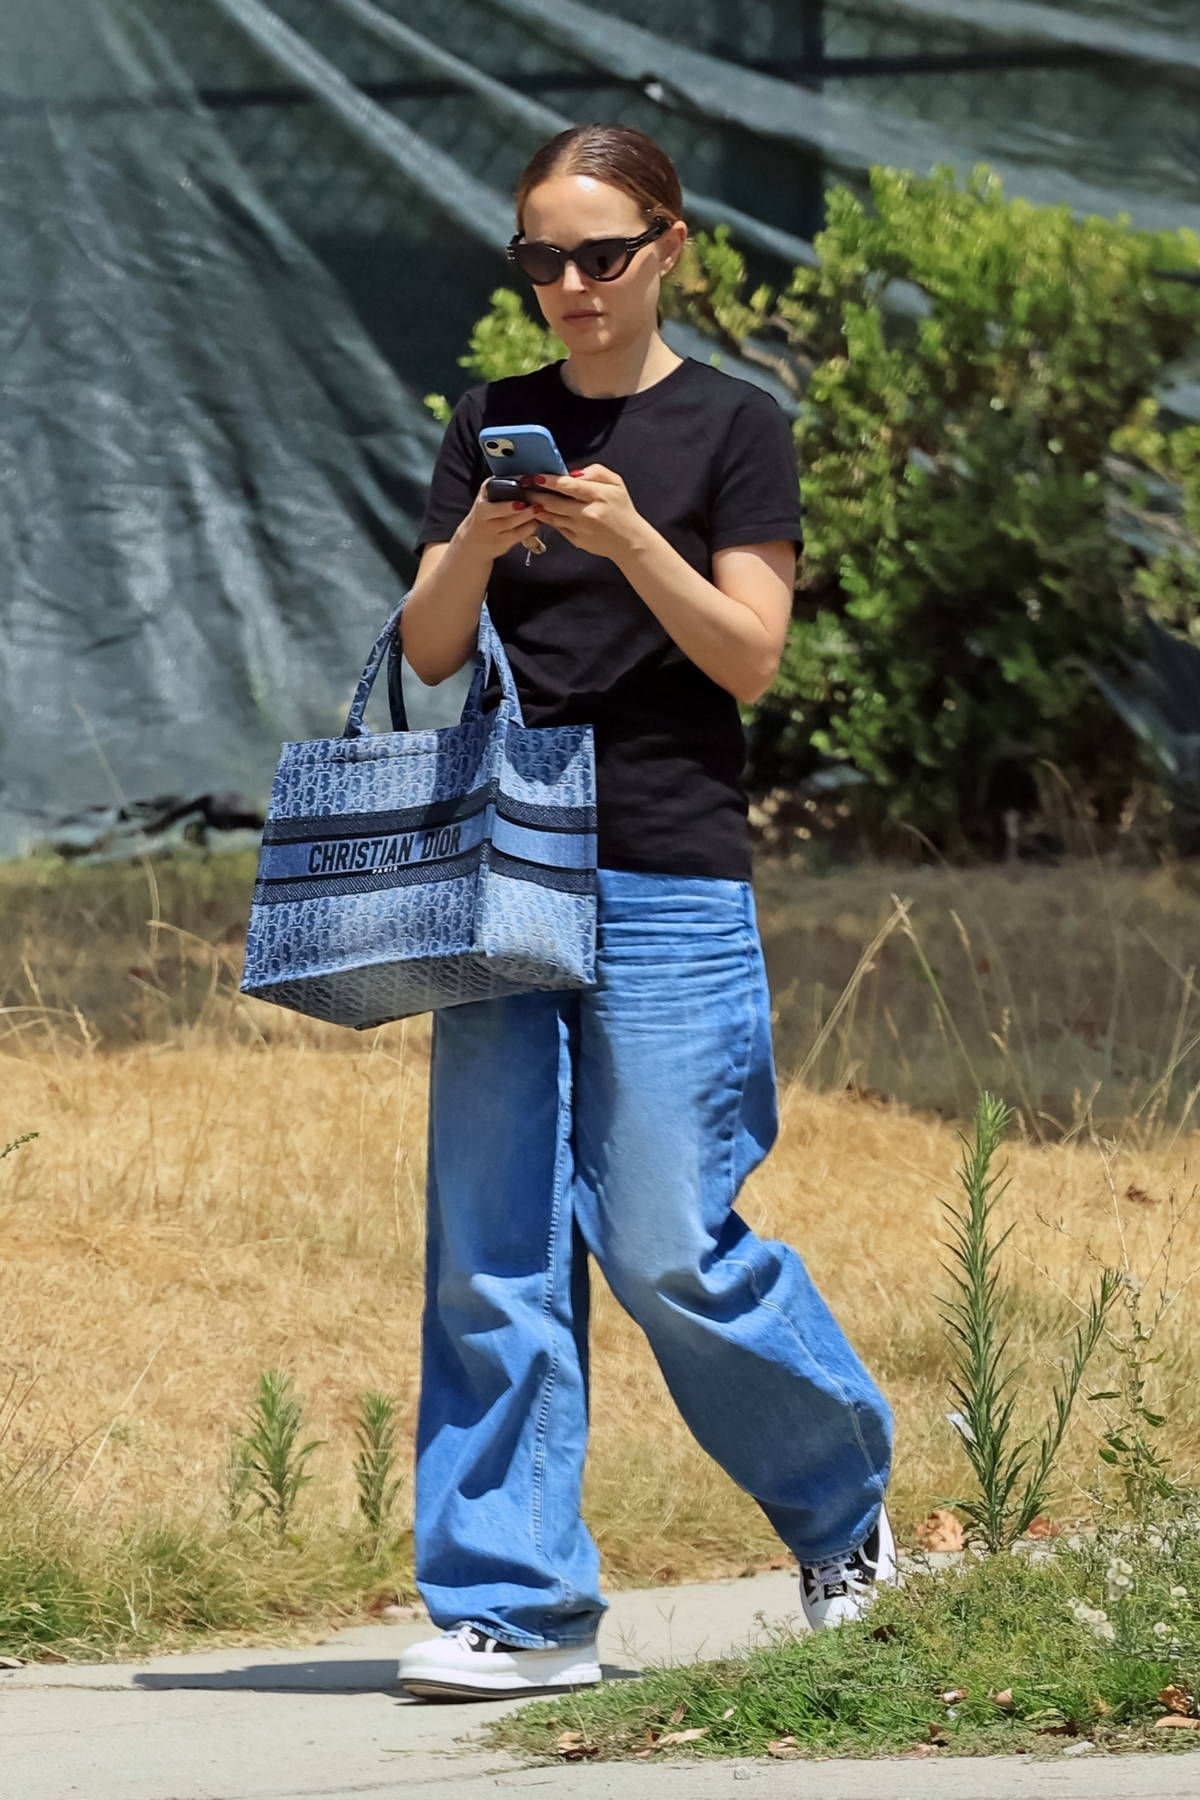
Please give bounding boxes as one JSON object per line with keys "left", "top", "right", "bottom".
{"left": 773, "top": 168, "right": 1200, "bottom": 852}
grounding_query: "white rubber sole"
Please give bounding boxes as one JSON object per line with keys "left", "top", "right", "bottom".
{"left": 398, "top": 1639, "right": 603, "bottom": 1701}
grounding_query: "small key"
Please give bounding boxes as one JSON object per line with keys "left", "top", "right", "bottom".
{"left": 524, "top": 528, "right": 547, "bottom": 568}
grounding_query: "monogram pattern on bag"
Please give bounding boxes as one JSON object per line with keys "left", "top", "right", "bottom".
{"left": 239, "top": 600, "right": 598, "bottom": 1028}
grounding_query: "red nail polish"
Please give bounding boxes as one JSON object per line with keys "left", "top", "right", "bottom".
{"left": 511, "top": 500, "right": 526, "bottom": 510}
{"left": 569, "top": 468, "right": 583, "bottom": 476}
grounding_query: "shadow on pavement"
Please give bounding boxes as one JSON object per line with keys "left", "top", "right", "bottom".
{"left": 134, "top": 1658, "right": 645, "bottom": 1697}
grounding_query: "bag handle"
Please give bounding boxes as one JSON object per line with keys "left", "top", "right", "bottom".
{"left": 342, "top": 595, "right": 522, "bottom": 739}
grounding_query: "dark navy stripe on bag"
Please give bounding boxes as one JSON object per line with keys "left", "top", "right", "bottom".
{"left": 492, "top": 794, "right": 597, "bottom": 833}
{"left": 262, "top": 790, "right": 594, "bottom": 851}
{"left": 485, "top": 845, "right": 595, "bottom": 896}
{"left": 263, "top": 786, "right": 490, "bottom": 845}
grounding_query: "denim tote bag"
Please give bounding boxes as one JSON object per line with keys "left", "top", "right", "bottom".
{"left": 238, "top": 597, "right": 597, "bottom": 1029}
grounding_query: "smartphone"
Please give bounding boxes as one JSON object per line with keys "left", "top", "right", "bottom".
{"left": 478, "top": 423, "right": 569, "bottom": 480}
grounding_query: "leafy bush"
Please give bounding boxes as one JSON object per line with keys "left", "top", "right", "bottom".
{"left": 773, "top": 168, "right": 1200, "bottom": 853}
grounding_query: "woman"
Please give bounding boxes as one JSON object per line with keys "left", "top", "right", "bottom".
{"left": 394, "top": 124, "right": 894, "bottom": 1702}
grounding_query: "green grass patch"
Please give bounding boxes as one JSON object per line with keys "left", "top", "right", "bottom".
{"left": 0, "top": 1498, "right": 416, "bottom": 1661}
{"left": 481, "top": 1513, "right": 1200, "bottom": 1763}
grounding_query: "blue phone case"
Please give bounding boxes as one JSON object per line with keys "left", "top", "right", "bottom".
{"left": 478, "top": 423, "right": 569, "bottom": 478}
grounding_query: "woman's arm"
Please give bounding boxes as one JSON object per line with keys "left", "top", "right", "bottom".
{"left": 526, "top": 466, "right": 795, "bottom": 705}
{"left": 400, "top": 487, "right": 541, "bottom": 685}
{"left": 614, "top": 528, "right": 795, "bottom": 705}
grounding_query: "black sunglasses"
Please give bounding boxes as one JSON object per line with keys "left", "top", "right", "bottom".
{"left": 505, "top": 217, "right": 670, "bottom": 286}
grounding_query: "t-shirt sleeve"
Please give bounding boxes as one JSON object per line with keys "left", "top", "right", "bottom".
{"left": 707, "top": 386, "right": 803, "bottom": 555}
{"left": 414, "top": 385, "right": 486, "bottom": 554}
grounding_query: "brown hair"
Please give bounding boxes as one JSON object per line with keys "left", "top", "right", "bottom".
{"left": 514, "top": 125, "right": 684, "bottom": 326}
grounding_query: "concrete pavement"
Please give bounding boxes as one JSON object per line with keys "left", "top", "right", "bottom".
{"left": 2, "top": 1567, "right": 1198, "bottom": 1800}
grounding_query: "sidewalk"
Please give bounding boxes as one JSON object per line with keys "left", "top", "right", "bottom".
{"left": 2, "top": 1567, "right": 1198, "bottom": 1800}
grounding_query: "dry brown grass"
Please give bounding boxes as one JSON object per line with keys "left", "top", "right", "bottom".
{"left": 2, "top": 845, "right": 1200, "bottom": 1601}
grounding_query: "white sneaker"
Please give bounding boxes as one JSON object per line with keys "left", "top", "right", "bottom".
{"left": 798, "top": 1504, "right": 896, "bottom": 1630}
{"left": 397, "top": 1623, "right": 603, "bottom": 1700}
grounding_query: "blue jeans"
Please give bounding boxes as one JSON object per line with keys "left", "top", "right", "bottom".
{"left": 414, "top": 869, "right": 893, "bottom": 1649}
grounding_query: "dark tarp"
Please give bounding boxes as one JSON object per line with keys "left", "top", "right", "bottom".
{"left": 2, "top": 0, "right": 1197, "bottom": 858}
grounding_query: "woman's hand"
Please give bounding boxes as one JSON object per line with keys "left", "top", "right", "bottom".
{"left": 521, "top": 465, "right": 650, "bottom": 561}
{"left": 455, "top": 478, "right": 544, "bottom": 560}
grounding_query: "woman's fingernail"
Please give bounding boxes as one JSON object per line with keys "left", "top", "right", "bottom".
{"left": 512, "top": 500, "right": 527, "bottom": 509}
{"left": 532, "top": 503, "right": 544, "bottom": 513}
{"left": 569, "top": 468, "right": 583, "bottom": 476}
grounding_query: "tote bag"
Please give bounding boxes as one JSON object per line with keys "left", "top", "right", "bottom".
{"left": 238, "top": 597, "right": 597, "bottom": 1029}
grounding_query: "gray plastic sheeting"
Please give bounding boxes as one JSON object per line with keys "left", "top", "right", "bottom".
{"left": 1, "top": 0, "right": 1196, "bottom": 858}
{"left": 0, "top": 0, "right": 445, "bottom": 857}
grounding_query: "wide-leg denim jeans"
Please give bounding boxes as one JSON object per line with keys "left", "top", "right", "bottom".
{"left": 415, "top": 869, "right": 893, "bottom": 1650}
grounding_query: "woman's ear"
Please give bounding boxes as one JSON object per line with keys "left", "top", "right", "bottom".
{"left": 661, "top": 219, "right": 687, "bottom": 276}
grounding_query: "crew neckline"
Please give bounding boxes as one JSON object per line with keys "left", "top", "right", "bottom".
{"left": 551, "top": 356, "right": 693, "bottom": 412}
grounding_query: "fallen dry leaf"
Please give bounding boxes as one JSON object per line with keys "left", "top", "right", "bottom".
{"left": 1158, "top": 1686, "right": 1196, "bottom": 1716}
{"left": 898, "top": 1744, "right": 940, "bottom": 1759}
{"left": 1024, "top": 1515, "right": 1061, "bottom": 1539}
{"left": 927, "top": 1722, "right": 950, "bottom": 1745}
{"left": 657, "top": 1727, "right": 710, "bottom": 1746}
{"left": 35, "top": 1651, "right": 68, "bottom": 1664}
{"left": 1036, "top": 1720, "right": 1080, "bottom": 1737}
{"left": 766, "top": 1736, "right": 801, "bottom": 1759}
{"left": 913, "top": 1509, "right": 966, "bottom": 1553}
{"left": 990, "top": 1688, "right": 1015, "bottom": 1710}
{"left": 721, "top": 1706, "right": 736, "bottom": 1720}
{"left": 940, "top": 1687, "right": 969, "bottom": 1705}
{"left": 554, "top": 1729, "right": 599, "bottom": 1760}
{"left": 0, "top": 1656, "right": 26, "bottom": 1670}
{"left": 1125, "top": 1183, "right": 1157, "bottom": 1206}
{"left": 1156, "top": 1715, "right": 1200, "bottom": 1730}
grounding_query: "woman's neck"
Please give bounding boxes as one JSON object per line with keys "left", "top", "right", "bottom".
{"left": 558, "top": 334, "right": 683, "bottom": 400}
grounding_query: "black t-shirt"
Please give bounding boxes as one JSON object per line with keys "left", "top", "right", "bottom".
{"left": 412, "top": 355, "right": 803, "bottom": 880}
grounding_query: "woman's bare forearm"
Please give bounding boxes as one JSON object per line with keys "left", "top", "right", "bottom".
{"left": 399, "top": 478, "right": 542, "bottom": 683}
{"left": 397, "top": 528, "right": 494, "bottom": 685}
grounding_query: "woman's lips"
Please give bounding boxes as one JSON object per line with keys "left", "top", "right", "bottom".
{"left": 564, "top": 311, "right": 603, "bottom": 321}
